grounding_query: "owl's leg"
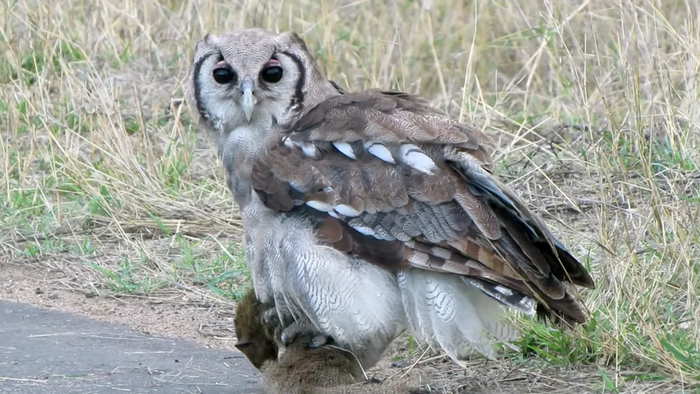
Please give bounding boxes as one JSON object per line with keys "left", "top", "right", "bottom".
{"left": 262, "top": 307, "right": 281, "bottom": 338}
{"left": 261, "top": 306, "right": 287, "bottom": 347}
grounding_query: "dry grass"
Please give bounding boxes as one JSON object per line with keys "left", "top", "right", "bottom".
{"left": 0, "top": 0, "right": 698, "bottom": 392}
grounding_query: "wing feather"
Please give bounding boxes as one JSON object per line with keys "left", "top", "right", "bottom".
{"left": 251, "top": 90, "right": 594, "bottom": 326}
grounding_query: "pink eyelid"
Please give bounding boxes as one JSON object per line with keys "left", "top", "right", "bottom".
{"left": 215, "top": 60, "right": 228, "bottom": 67}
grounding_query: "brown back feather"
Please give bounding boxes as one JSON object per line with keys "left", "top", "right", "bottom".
{"left": 251, "top": 90, "right": 594, "bottom": 326}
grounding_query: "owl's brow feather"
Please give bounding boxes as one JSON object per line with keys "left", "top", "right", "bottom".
{"left": 192, "top": 51, "right": 217, "bottom": 126}
{"left": 279, "top": 50, "right": 306, "bottom": 116}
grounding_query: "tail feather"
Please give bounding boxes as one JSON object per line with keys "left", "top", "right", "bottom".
{"left": 462, "top": 277, "right": 536, "bottom": 316}
{"left": 397, "top": 269, "right": 521, "bottom": 365}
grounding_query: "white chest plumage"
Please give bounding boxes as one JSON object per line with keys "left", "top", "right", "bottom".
{"left": 241, "top": 197, "right": 407, "bottom": 368}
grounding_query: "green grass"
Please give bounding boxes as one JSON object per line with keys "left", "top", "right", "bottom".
{"left": 0, "top": 0, "right": 698, "bottom": 392}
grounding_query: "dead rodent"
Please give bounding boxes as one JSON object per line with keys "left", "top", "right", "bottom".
{"left": 234, "top": 287, "right": 429, "bottom": 394}
{"left": 233, "top": 287, "right": 279, "bottom": 369}
{"left": 263, "top": 330, "right": 364, "bottom": 394}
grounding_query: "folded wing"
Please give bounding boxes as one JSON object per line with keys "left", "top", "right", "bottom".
{"left": 251, "top": 90, "right": 594, "bottom": 334}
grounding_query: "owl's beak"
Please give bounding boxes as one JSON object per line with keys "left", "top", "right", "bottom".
{"left": 239, "top": 76, "right": 257, "bottom": 123}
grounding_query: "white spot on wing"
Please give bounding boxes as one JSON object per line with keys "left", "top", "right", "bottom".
{"left": 350, "top": 224, "right": 376, "bottom": 236}
{"left": 306, "top": 200, "right": 333, "bottom": 212}
{"left": 364, "top": 141, "right": 395, "bottom": 163}
{"left": 398, "top": 144, "right": 437, "bottom": 175}
{"left": 298, "top": 142, "right": 320, "bottom": 158}
{"left": 328, "top": 211, "right": 339, "bottom": 218}
{"left": 283, "top": 136, "right": 295, "bottom": 149}
{"left": 407, "top": 250, "right": 429, "bottom": 265}
{"left": 494, "top": 285, "right": 514, "bottom": 296}
{"left": 431, "top": 246, "right": 453, "bottom": 259}
{"left": 333, "top": 141, "right": 356, "bottom": 159}
{"left": 288, "top": 181, "right": 307, "bottom": 192}
{"left": 334, "top": 204, "right": 361, "bottom": 217}
{"left": 283, "top": 137, "right": 320, "bottom": 158}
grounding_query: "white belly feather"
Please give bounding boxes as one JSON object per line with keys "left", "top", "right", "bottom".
{"left": 241, "top": 197, "right": 407, "bottom": 368}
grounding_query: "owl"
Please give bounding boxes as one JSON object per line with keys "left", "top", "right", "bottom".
{"left": 187, "top": 29, "right": 594, "bottom": 370}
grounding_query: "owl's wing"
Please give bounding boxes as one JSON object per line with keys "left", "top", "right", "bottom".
{"left": 251, "top": 90, "right": 594, "bottom": 327}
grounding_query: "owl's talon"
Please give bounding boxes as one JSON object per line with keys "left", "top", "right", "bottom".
{"left": 309, "top": 334, "right": 331, "bottom": 348}
{"left": 262, "top": 307, "right": 280, "bottom": 328}
{"left": 279, "top": 322, "right": 332, "bottom": 349}
{"left": 280, "top": 330, "right": 291, "bottom": 346}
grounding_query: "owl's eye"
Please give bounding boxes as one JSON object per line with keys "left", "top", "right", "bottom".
{"left": 261, "top": 66, "right": 283, "bottom": 83}
{"left": 213, "top": 67, "right": 237, "bottom": 84}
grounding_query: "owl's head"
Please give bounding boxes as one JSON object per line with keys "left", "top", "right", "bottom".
{"left": 187, "top": 29, "right": 337, "bottom": 141}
